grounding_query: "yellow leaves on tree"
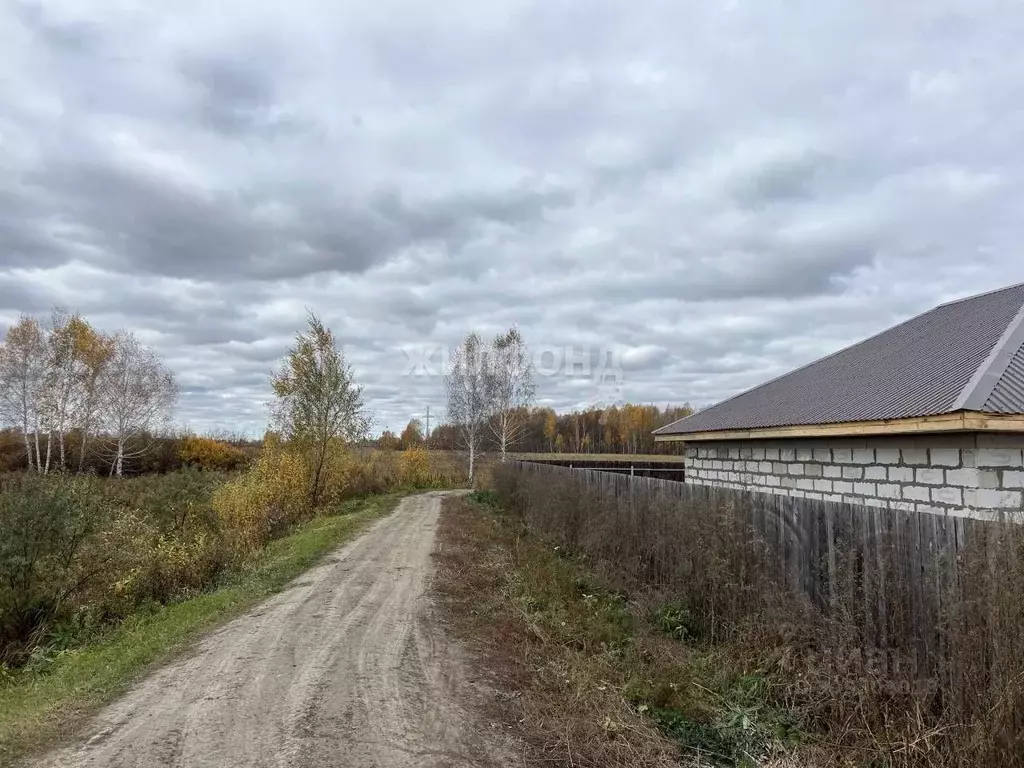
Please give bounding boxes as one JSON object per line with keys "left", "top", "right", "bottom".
{"left": 269, "top": 313, "right": 369, "bottom": 508}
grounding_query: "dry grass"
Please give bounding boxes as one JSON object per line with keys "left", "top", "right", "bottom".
{"left": 488, "top": 463, "right": 1024, "bottom": 768}
{"left": 434, "top": 494, "right": 822, "bottom": 767}
{"left": 434, "top": 493, "right": 684, "bottom": 767}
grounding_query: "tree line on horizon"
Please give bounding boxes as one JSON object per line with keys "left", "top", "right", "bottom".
{"left": 375, "top": 325, "right": 693, "bottom": 464}
{"left": 379, "top": 402, "right": 693, "bottom": 457}
{"left": 0, "top": 309, "right": 693, "bottom": 477}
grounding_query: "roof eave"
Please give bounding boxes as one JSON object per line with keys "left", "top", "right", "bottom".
{"left": 652, "top": 411, "right": 1024, "bottom": 442}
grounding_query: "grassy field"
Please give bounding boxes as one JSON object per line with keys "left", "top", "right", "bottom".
{"left": 0, "top": 492, "right": 405, "bottom": 766}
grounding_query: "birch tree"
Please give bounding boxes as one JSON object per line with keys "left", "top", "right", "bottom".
{"left": 40, "top": 310, "right": 105, "bottom": 472}
{"left": 41, "top": 310, "right": 74, "bottom": 472}
{"left": 0, "top": 316, "right": 47, "bottom": 471}
{"left": 445, "top": 332, "right": 491, "bottom": 482}
{"left": 99, "top": 332, "right": 178, "bottom": 476}
{"left": 270, "top": 312, "right": 369, "bottom": 507}
{"left": 486, "top": 327, "right": 535, "bottom": 461}
{"left": 74, "top": 327, "right": 114, "bottom": 472}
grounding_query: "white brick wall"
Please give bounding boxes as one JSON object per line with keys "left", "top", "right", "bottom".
{"left": 684, "top": 437, "right": 1024, "bottom": 519}
{"left": 864, "top": 466, "right": 887, "bottom": 481}
{"left": 902, "top": 449, "right": 929, "bottom": 466}
{"left": 931, "top": 448, "right": 961, "bottom": 467}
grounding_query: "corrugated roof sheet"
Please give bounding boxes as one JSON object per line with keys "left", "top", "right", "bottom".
{"left": 655, "top": 283, "right": 1024, "bottom": 436}
{"left": 985, "top": 343, "right": 1024, "bottom": 415}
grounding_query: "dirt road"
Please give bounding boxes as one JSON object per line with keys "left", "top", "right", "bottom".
{"left": 31, "top": 491, "right": 512, "bottom": 768}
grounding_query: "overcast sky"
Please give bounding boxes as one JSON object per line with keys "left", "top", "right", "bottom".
{"left": 2, "top": 1, "right": 1024, "bottom": 435}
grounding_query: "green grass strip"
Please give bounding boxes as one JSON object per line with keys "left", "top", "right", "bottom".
{"left": 0, "top": 492, "right": 406, "bottom": 766}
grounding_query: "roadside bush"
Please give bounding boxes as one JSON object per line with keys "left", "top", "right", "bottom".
{"left": 212, "top": 439, "right": 309, "bottom": 557}
{"left": 0, "top": 440, "right": 463, "bottom": 667}
{"left": 0, "top": 470, "right": 233, "bottom": 664}
{"left": 316, "top": 442, "right": 362, "bottom": 506}
{"left": 104, "top": 466, "right": 225, "bottom": 532}
{"left": 87, "top": 509, "right": 228, "bottom": 615}
{"left": 0, "top": 475, "right": 107, "bottom": 662}
{"left": 400, "top": 446, "right": 430, "bottom": 486}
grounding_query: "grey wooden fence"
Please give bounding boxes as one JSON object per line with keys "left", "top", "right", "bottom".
{"left": 504, "top": 461, "right": 1018, "bottom": 689}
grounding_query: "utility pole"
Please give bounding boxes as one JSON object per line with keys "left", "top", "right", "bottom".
{"left": 424, "top": 405, "right": 431, "bottom": 440}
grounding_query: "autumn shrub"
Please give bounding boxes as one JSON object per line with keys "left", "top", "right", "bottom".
{"left": 344, "top": 450, "right": 401, "bottom": 496}
{"left": 315, "top": 442, "right": 364, "bottom": 505}
{"left": 348, "top": 448, "right": 465, "bottom": 491}
{"left": 212, "top": 438, "right": 309, "bottom": 557}
{"left": 0, "top": 437, "right": 465, "bottom": 666}
{"left": 103, "top": 466, "right": 224, "bottom": 530}
{"left": 0, "top": 469, "right": 239, "bottom": 664}
{"left": 88, "top": 470, "right": 229, "bottom": 611}
{"left": 399, "top": 446, "right": 430, "bottom": 486}
{"left": 178, "top": 435, "right": 249, "bottom": 472}
{"left": 79, "top": 507, "right": 228, "bottom": 621}
{"left": 0, "top": 475, "right": 108, "bottom": 662}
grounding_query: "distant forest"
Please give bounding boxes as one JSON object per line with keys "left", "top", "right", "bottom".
{"left": 379, "top": 403, "right": 694, "bottom": 456}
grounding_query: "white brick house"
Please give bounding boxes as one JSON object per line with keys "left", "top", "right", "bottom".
{"left": 654, "top": 284, "right": 1024, "bottom": 519}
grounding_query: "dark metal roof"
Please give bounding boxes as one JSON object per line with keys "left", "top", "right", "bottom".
{"left": 655, "top": 283, "right": 1024, "bottom": 436}
{"left": 985, "top": 343, "right": 1024, "bottom": 414}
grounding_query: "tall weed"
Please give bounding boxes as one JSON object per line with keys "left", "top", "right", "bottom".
{"left": 491, "top": 463, "right": 1024, "bottom": 767}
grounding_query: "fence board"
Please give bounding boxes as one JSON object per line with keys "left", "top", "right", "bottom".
{"left": 504, "top": 461, "right": 1014, "bottom": 689}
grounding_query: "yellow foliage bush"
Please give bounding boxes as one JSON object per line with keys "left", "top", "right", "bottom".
{"left": 179, "top": 435, "right": 248, "bottom": 471}
{"left": 400, "top": 446, "right": 430, "bottom": 486}
{"left": 212, "top": 440, "right": 466, "bottom": 560}
{"left": 212, "top": 438, "right": 309, "bottom": 557}
{"left": 313, "top": 440, "right": 358, "bottom": 506}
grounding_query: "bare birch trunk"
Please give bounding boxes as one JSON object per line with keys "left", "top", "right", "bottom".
{"left": 110, "top": 439, "right": 124, "bottom": 477}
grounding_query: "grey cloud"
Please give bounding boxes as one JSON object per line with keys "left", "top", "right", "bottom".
{"left": 181, "top": 53, "right": 273, "bottom": 112}
{"left": 0, "top": 180, "right": 73, "bottom": 270}
{"left": 619, "top": 346, "right": 671, "bottom": 372}
{"left": 733, "top": 150, "right": 831, "bottom": 207}
{"left": 11, "top": 157, "right": 573, "bottom": 283}
{"left": 12, "top": 1, "right": 100, "bottom": 54}
{"left": 0, "top": 279, "right": 51, "bottom": 315}
{"left": 3, "top": 1, "right": 1024, "bottom": 434}
{"left": 178, "top": 49, "right": 312, "bottom": 138}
